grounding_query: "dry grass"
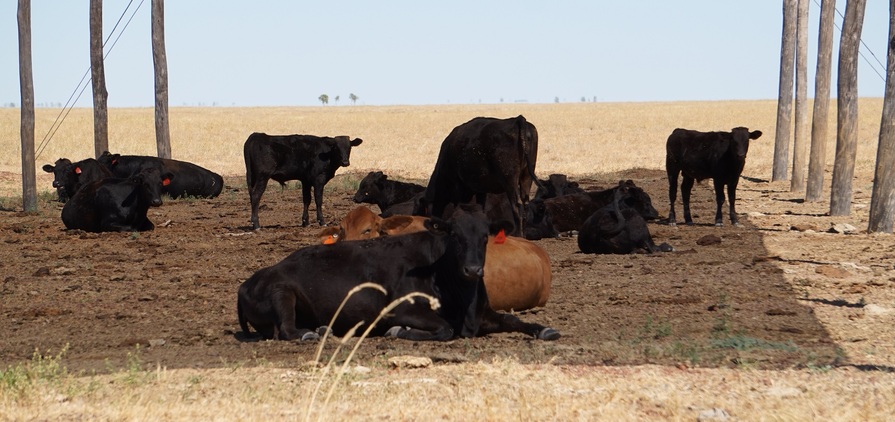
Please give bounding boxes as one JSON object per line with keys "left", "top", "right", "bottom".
{"left": 1, "top": 100, "right": 893, "bottom": 420}
{"left": 0, "top": 99, "right": 885, "bottom": 196}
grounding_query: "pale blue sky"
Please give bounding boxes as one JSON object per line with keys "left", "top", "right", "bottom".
{"left": 1, "top": 1, "right": 890, "bottom": 107}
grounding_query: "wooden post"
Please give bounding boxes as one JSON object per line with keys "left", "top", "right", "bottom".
{"left": 773, "top": 0, "right": 798, "bottom": 181}
{"left": 89, "top": 0, "right": 109, "bottom": 158}
{"left": 791, "top": 0, "right": 810, "bottom": 192}
{"left": 830, "top": 0, "right": 867, "bottom": 216}
{"left": 18, "top": 0, "right": 36, "bottom": 212}
{"left": 868, "top": 3, "right": 895, "bottom": 233}
{"left": 152, "top": 0, "right": 171, "bottom": 159}
{"left": 806, "top": 0, "right": 836, "bottom": 201}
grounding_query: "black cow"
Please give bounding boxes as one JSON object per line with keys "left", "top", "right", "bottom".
{"left": 237, "top": 205, "right": 559, "bottom": 342}
{"left": 578, "top": 181, "right": 673, "bottom": 254}
{"left": 418, "top": 116, "right": 538, "bottom": 237}
{"left": 352, "top": 171, "right": 425, "bottom": 214}
{"left": 244, "top": 132, "right": 363, "bottom": 229}
{"left": 525, "top": 180, "right": 659, "bottom": 235}
{"left": 43, "top": 158, "right": 113, "bottom": 203}
{"left": 98, "top": 151, "right": 224, "bottom": 199}
{"left": 60, "top": 167, "right": 172, "bottom": 232}
{"left": 533, "top": 173, "right": 584, "bottom": 201}
{"left": 666, "top": 127, "right": 763, "bottom": 226}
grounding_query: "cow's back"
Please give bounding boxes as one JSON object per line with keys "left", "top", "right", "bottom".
{"left": 666, "top": 129, "right": 728, "bottom": 181}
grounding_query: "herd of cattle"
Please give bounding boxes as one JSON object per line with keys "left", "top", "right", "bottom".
{"left": 43, "top": 115, "right": 762, "bottom": 343}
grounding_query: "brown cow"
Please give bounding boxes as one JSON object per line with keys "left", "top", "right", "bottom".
{"left": 319, "top": 206, "right": 551, "bottom": 311}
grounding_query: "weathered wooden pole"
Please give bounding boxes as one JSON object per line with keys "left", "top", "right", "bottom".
{"left": 868, "top": 1, "right": 895, "bottom": 233}
{"left": 806, "top": 0, "right": 837, "bottom": 201}
{"left": 773, "top": 0, "right": 798, "bottom": 181}
{"left": 89, "top": 0, "right": 109, "bottom": 158}
{"left": 830, "top": 0, "right": 867, "bottom": 216}
{"left": 18, "top": 0, "right": 36, "bottom": 212}
{"left": 152, "top": 0, "right": 171, "bottom": 159}
{"left": 791, "top": 0, "right": 810, "bottom": 192}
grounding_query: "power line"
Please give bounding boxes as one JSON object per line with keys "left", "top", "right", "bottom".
{"left": 35, "top": 0, "right": 146, "bottom": 161}
{"left": 813, "top": 0, "right": 887, "bottom": 83}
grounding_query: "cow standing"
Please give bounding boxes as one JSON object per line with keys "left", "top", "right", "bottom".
{"left": 666, "top": 127, "right": 763, "bottom": 226}
{"left": 243, "top": 132, "right": 363, "bottom": 229}
{"left": 43, "top": 158, "right": 112, "bottom": 202}
{"left": 61, "top": 167, "right": 172, "bottom": 232}
{"left": 578, "top": 181, "right": 673, "bottom": 254}
{"left": 237, "top": 205, "right": 559, "bottom": 341}
{"left": 419, "top": 116, "right": 538, "bottom": 237}
{"left": 98, "top": 151, "right": 224, "bottom": 199}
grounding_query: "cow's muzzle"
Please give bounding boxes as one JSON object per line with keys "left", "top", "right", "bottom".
{"left": 52, "top": 180, "right": 62, "bottom": 188}
{"left": 462, "top": 265, "right": 484, "bottom": 279}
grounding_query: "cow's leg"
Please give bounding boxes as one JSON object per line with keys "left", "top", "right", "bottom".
{"left": 477, "top": 309, "right": 560, "bottom": 340}
{"left": 680, "top": 176, "right": 695, "bottom": 225}
{"left": 249, "top": 177, "right": 270, "bottom": 230}
{"left": 727, "top": 181, "right": 739, "bottom": 226}
{"left": 313, "top": 183, "right": 326, "bottom": 226}
{"left": 272, "top": 292, "right": 317, "bottom": 341}
{"left": 382, "top": 313, "right": 455, "bottom": 341}
{"left": 712, "top": 179, "right": 726, "bottom": 226}
{"left": 667, "top": 169, "right": 680, "bottom": 226}
{"left": 300, "top": 182, "right": 312, "bottom": 227}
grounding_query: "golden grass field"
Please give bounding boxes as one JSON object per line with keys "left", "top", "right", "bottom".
{"left": 0, "top": 99, "right": 885, "bottom": 198}
{"left": 1, "top": 100, "right": 894, "bottom": 420}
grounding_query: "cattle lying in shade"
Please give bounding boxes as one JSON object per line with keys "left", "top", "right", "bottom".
{"left": 352, "top": 171, "right": 425, "bottom": 214}
{"left": 237, "top": 205, "right": 559, "bottom": 341}
{"left": 98, "top": 151, "right": 224, "bottom": 200}
{"left": 243, "top": 132, "right": 363, "bottom": 229}
{"left": 61, "top": 167, "right": 172, "bottom": 232}
{"left": 318, "top": 206, "right": 551, "bottom": 312}
{"left": 665, "top": 127, "right": 763, "bottom": 226}
{"left": 43, "top": 158, "right": 112, "bottom": 202}
{"left": 578, "top": 181, "right": 673, "bottom": 254}
{"left": 419, "top": 115, "right": 539, "bottom": 236}
{"left": 525, "top": 180, "right": 659, "bottom": 237}
{"left": 533, "top": 173, "right": 584, "bottom": 201}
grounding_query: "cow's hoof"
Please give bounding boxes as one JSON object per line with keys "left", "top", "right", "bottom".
{"left": 301, "top": 331, "right": 320, "bottom": 341}
{"left": 316, "top": 326, "right": 333, "bottom": 336}
{"left": 668, "top": 222, "right": 677, "bottom": 227}
{"left": 714, "top": 222, "right": 723, "bottom": 227}
{"left": 685, "top": 222, "right": 695, "bottom": 226}
{"left": 385, "top": 326, "right": 406, "bottom": 337}
{"left": 657, "top": 243, "right": 674, "bottom": 252}
{"left": 537, "top": 327, "right": 560, "bottom": 341}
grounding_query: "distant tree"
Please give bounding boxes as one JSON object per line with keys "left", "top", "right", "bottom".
{"left": 580, "top": 96, "right": 586, "bottom": 102}
{"left": 334, "top": 95, "right": 340, "bottom": 104}
{"left": 318, "top": 94, "right": 329, "bottom": 105}
{"left": 554, "top": 96, "right": 559, "bottom": 103}
{"left": 349, "top": 93, "right": 358, "bottom": 105}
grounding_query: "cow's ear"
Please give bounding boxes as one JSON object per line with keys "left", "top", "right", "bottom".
{"left": 749, "top": 130, "right": 763, "bottom": 140}
{"left": 318, "top": 227, "right": 341, "bottom": 244}
{"left": 42, "top": 164, "right": 55, "bottom": 173}
{"left": 350, "top": 138, "right": 363, "bottom": 147}
{"left": 379, "top": 215, "right": 414, "bottom": 235}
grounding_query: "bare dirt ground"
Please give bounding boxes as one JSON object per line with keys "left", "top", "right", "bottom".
{"left": 2, "top": 168, "right": 894, "bottom": 375}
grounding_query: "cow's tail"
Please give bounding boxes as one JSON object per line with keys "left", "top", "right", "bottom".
{"left": 244, "top": 133, "right": 258, "bottom": 194}
{"left": 237, "top": 295, "right": 252, "bottom": 335}
{"left": 516, "top": 115, "right": 543, "bottom": 195}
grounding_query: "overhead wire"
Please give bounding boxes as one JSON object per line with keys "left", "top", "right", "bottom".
{"left": 35, "top": 0, "right": 145, "bottom": 161}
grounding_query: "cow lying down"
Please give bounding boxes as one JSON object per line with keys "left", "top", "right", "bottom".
{"left": 319, "top": 206, "right": 551, "bottom": 312}
{"left": 578, "top": 181, "right": 673, "bottom": 254}
{"left": 61, "top": 168, "right": 172, "bottom": 233}
{"left": 237, "top": 205, "right": 559, "bottom": 342}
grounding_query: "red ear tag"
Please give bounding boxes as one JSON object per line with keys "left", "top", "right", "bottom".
{"left": 323, "top": 235, "right": 337, "bottom": 245}
{"left": 494, "top": 229, "right": 507, "bottom": 244}
{"left": 111, "top": 159, "right": 118, "bottom": 165}
{"left": 74, "top": 167, "right": 82, "bottom": 174}
{"left": 162, "top": 178, "right": 171, "bottom": 186}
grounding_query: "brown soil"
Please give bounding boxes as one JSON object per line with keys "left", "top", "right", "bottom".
{"left": 2, "top": 169, "right": 894, "bottom": 373}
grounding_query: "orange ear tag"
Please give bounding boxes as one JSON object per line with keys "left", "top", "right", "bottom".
{"left": 494, "top": 229, "right": 507, "bottom": 244}
{"left": 323, "top": 235, "right": 338, "bottom": 245}
{"left": 74, "top": 167, "right": 82, "bottom": 174}
{"left": 162, "top": 178, "right": 171, "bottom": 186}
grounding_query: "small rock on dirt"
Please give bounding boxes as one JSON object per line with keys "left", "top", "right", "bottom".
{"left": 696, "top": 235, "right": 722, "bottom": 246}
{"left": 388, "top": 355, "right": 432, "bottom": 369}
{"left": 790, "top": 223, "right": 818, "bottom": 232}
{"left": 697, "top": 408, "right": 730, "bottom": 421}
{"left": 815, "top": 265, "right": 851, "bottom": 279}
{"left": 828, "top": 223, "right": 857, "bottom": 234}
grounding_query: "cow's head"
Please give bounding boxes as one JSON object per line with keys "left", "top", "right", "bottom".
{"left": 98, "top": 151, "right": 121, "bottom": 169}
{"left": 442, "top": 204, "right": 492, "bottom": 281}
{"left": 131, "top": 168, "right": 173, "bottom": 208}
{"left": 328, "top": 136, "right": 363, "bottom": 167}
{"left": 42, "top": 158, "right": 74, "bottom": 202}
{"left": 730, "top": 127, "right": 763, "bottom": 159}
{"left": 619, "top": 180, "right": 660, "bottom": 220}
{"left": 353, "top": 171, "right": 384, "bottom": 203}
